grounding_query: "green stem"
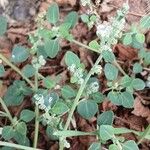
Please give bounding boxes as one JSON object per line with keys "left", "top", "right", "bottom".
{"left": 0, "top": 97, "right": 14, "bottom": 124}
{"left": 0, "top": 53, "right": 34, "bottom": 88}
{"left": 33, "top": 69, "right": 39, "bottom": 148}
{"left": 0, "top": 141, "right": 42, "bottom": 150}
{"left": 59, "top": 55, "right": 102, "bottom": 150}
{"left": 138, "top": 124, "right": 150, "bottom": 144}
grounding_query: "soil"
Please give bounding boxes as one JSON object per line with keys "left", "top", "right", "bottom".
{"left": 0, "top": 0, "right": 150, "bottom": 150}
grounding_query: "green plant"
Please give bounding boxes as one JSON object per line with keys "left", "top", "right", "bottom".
{"left": 0, "top": 0, "right": 150, "bottom": 150}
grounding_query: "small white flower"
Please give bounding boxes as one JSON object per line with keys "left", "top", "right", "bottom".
{"left": 101, "top": 45, "right": 112, "bottom": 52}
{"left": 39, "top": 55, "right": 46, "bottom": 66}
{"left": 80, "top": 0, "right": 91, "bottom": 6}
{"left": 68, "top": 64, "right": 76, "bottom": 72}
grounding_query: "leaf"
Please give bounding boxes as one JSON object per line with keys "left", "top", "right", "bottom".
{"left": 1, "top": 147, "right": 16, "bottom": 150}
{"left": 46, "top": 3, "right": 59, "bottom": 24}
{"left": 2, "top": 126, "right": 15, "bottom": 140}
{"left": 16, "top": 122, "right": 27, "bottom": 135}
{"left": 44, "top": 39, "right": 60, "bottom": 58}
{"left": 0, "top": 16, "right": 7, "bottom": 36}
{"left": 46, "top": 126, "right": 59, "bottom": 140}
{"left": 77, "top": 100, "right": 98, "bottom": 119}
{"left": 99, "top": 125, "right": 114, "bottom": 141}
{"left": 64, "top": 11, "right": 78, "bottom": 28}
{"left": 120, "top": 75, "right": 132, "bottom": 88}
{"left": 123, "top": 34, "right": 132, "bottom": 45}
{"left": 22, "top": 64, "right": 35, "bottom": 78}
{"left": 51, "top": 101, "right": 69, "bottom": 115}
{"left": 61, "top": 85, "right": 76, "bottom": 99}
{"left": 88, "top": 142, "right": 101, "bottom": 150}
{"left": 0, "top": 64, "right": 5, "bottom": 77}
{"left": 65, "top": 51, "right": 80, "bottom": 67}
{"left": 11, "top": 46, "right": 29, "bottom": 63}
{"left": 131, "top": 78, "right": 145, "bottom": 90}
{"left": 133, "top": 63, "right": 142, "bottom": 74}
{"left": 97, "top": 111, "right": 114, "bottom": 126}
{"left": 140, "top": 15, "right": 150, "bottom": 29}
{"left": 81, "top": 14, "right": 89, "bottom": 23}
{"left": 104, "top": 63, "right": 118, "bottom": 80}
{"left": 135, "top": 33, "right": 145, "bottom": 43}
{"left": 43, "top": 76, "right": 56, "bottom": 89}
{"left": 122, "top": 140, "right": 139, "bottom": 150}
{"left": 109, "top": 144, "right": 119, "bottom": 150}
{"left": 144, "top": 51, "right": 150, "bottom": 65}
{"left": 102, "top": 50, "right": 115, "bottom": 63}
{"left": 91, "top": 92, "right": 105, "bottom": 103}
{"left": 20, "top": 109, "right": 35, "bottom": 122}
{"left": 89, "top": 40, "right": 100, "bottom": 50}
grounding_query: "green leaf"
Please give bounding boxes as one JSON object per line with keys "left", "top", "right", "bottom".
{"left": 89, "top": 40, "right": 100, "bottom": 50}
{"left": 102, "top": 50, "right": 115, "bottom": 63}
{"left": 133, "top": 63, "right": 142, "bottom": 74}
{"left": 2, "top": 126, "right": 15, "bottom": 140}
{"left": 46, "top": 126, "right": 58, "bottom": 140}
{"left": 104, "top": 63, "right": 118, "bottom": 80}
{"left": 122, "top": 140, "right": 139, "bottom": 150}
{"left": 88, "top": 142, "right": 101, "bottom": 150}
{"left": 44, "top": 39, "right": 60, "bottom": 58}
{"left": 97, "top": 111, "right": 114, "bottom": 126}
{"left": 91, "top": 92, "right": 105, "bottom": 103}
{"left": 77, "top": 100, "right": 98, "bottom": 119}
{"left": 51, "top": 101, "right": 69, "bottom": 115}
{"left": 123, "top": 34, "right": 132, "bottom": 45}
{"left": 22, "top": 64, "right": 35, "bottom": 78}
{"left": 61, "top": 85, "right": 76, "bottom": 99}
{"left": 140, "top": 15, "right": 150, "bottom": 29}
{"left": 11, "top": 46, "right": 29, "bottom": 63}
{"left": 144, "top": 51, "right": 150, "bottom": 65}
{"left": 81, "top": 14, "right": 89, "bottom": 23}
{"left": 65, "top": 51, "right": 80, "bottom": 67}
{"left": 0, "top": 16, "right": 7, "bottom": 36}
{"left": 99, "top": 125, "right": 114, "bottom": 141}
{"left": 131, "top": 78, "right": 145, "bottom": 90}
{"left": 1, "top": 147, "right": 15, "bottom": 150}
{"left": 64, "top": 11, "right": 78, "bottom": 28}
{"left": 20, "top": 109, "right": 35, "bottom": 122}
{"left": 16, "top": 122, "right": 27, "bottom": 135}
{"left": 135, "top": 33, "right": 145, "bottom": 43}
{"left": 108, "top": 91, "right": 121, "bottom": 106}
{"left": 46, "top": 3, "right": 59, "bottom": 24}
{"left": 109, "top": 144, "right": 119, "bottom": 150}
{"left": 120, "top": 75, "right": 132, "bottom": 88}
{"left": 43, "top": 76, "right": 56, "bottom": 89}
{"left": 0, "top": 64, "right": 5, "bottom": 77}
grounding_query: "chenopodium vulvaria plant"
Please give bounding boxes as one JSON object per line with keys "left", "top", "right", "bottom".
{"left": 0, "top": 0, "right": 150, "bottom": 150}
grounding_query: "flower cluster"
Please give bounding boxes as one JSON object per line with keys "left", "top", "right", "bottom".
{"left": 86, "top": 81, "right": 99, "bottom": 95}
{"left": 91, "top": 65, "right": 102, "bottom": 75}
{"left": 68, "top": 64, "right": 84, "bottom": 85}
{"left": 80, "top": 0, "right": 91, "bottom": 6}
{"left": 33, "top": 94, "right": 52, "bottom": 112}
{"left": 32, "top": 55, "right": 46, "bottom": 70}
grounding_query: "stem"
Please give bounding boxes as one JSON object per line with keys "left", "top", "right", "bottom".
{"left": 72, "top": 39, "right": 98, "bottom": 53}
{"left": 0, "top": 53, "right": 34, "bottom": 88}
{"left": 0, "top": 97, "right": 14, "bottom": 124}
{"left": 0, "top": 141, "right": 42, "bottom": 150}
{"left": 138, "top": 124, "right": 150, "bottom": 144}
{"left": 59, "top": 55, "right": 102, "bottom": 150}
{"left": 33, "top": 69, "right": 39, "bottom": 148}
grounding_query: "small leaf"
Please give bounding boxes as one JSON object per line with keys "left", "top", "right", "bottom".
{"left": 65, "top": 51, "right": 80, "bottom": 67}
{"left": 102, "top": 50, "right": 115, "bottom": 63}
{"left": 140, "top": 15, "right": 150, "bottom": 29}
{"left": 0, "top": 64, "right": 5, "bottom": 77}
{"left": 61, "top": 85, "right": 76, "bottom": 99}
{"left": 43, "top": 76, "right": 56, "bottom": 89}
{"left": 122, "top": 140, "right": 139, "bottom": 150}
{"left": 88, "top": 142, "right": 101, "bottom": 150}
{"left": 77, "top": 100, "right": 98, "bottom": 119}
{"left": 120, "top": 75, "right": 132, "bottom": 88}
{"left": 44, "top": 39, "right": 60, "bottom": 58}
{"left": 144, "top": 51, "right": 150, "bottom": 65}
{"left": 123, "top": 34, "right": 132, "bottom": 45}
{"left": 0, "top": 16, "right": 7, "bottom": 36}
{"left": 16, "top": 122, "right": 27, "bottom": 135}
{"left": 99, "top": 125, "right": 114, "bottom": 141}
{"left": 91, "top": 92, "right": 105, "bottom": 103}
{"left": 97, "top": 111, "right": 114, "bottom": 126}
{"left": 81, "top": 14, "right": 89, "bottom": 23}
{"left": 46, "top": 126, "right": 58, "bottom": 140}
{"left": 20, "top": 109, "right": 35, "bottom": 122}
{"left": 46, "top": 3, "right": 59, "bottom": 24}
{"left": 133, "top": 63, "right": 142, "bottom": 74}
{"left": 89, "top": 40, "right": 100, "bottom": 50}
{"left": 11, "top": 46, "right": 29, "bottom": 63}
{"left": 109, "top": 144, "right": 119, "bottom": 150}
{"left": 51, "top": 101, "right": 69, "bottom": 115}
{"left": 108, "top": 91, "right": 121, "bottom": 106}
{"left": 64, "top": 11, "right": 78, "bottom": 28}
{"left": 104, "top": 63, "right": 118, "bottom": 80}
{"left": 135, "top": 33, "right": 145, "bottom": 43}
{"left": 22, "top": 64, "right": 35, "bottom": 78}
{"left": 131, "top": 78, "right": 145, "bottom": 90}
{"left": 2, "top": 126, "right": 15, "bottom": 140}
